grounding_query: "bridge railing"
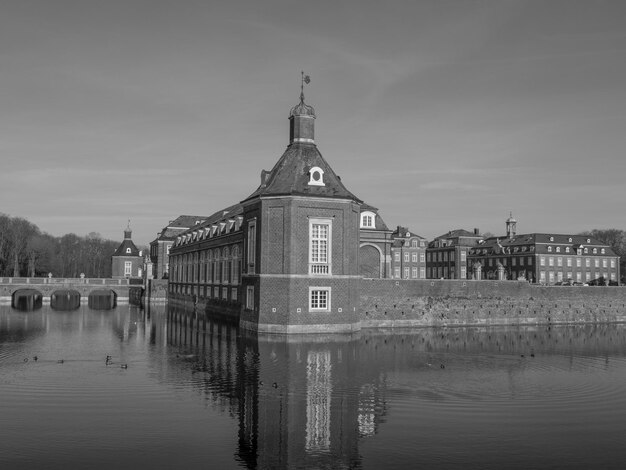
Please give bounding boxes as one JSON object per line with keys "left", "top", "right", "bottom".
{"left": 0, "top": 277, "right": 136, "bottom": 285}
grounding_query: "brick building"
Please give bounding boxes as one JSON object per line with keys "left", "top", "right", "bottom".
{"left": 111, "top": 223, "right": 143, "bottom": 279}
{"left": 169, "top": 86, "right": 364, "bottom": 333}
{"left": 358, "top": 203, "right": 393, "bottom": 278}
{"left": 390, "top": 226, "right": 427, "bottom": 279}
{"left": 467, "top": 215, "right": 620, "bottom": 284}
{"left": 426, "top": 229, "right": 483, "bottom": 279}
{"left": 149, "top": 215, "right": 206, "bottom": 279}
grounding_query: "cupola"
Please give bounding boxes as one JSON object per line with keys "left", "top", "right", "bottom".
{"left": 289, "top": 72, "right": 315, "bottom": 144}
{"left": 505, "top": 212, "right": 517, "bottom": 239}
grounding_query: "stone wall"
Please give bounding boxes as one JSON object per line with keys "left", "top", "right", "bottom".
{"left": 360, "top": 279, "right": 626, "bottom": 328}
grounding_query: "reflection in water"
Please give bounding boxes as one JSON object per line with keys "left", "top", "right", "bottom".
{"left": 306, "top": 350, "right": 332, "bottom": 453}
{"left": 3, "top": 303, "right": 626, "bottom": 469}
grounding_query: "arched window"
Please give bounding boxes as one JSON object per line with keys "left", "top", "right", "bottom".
{"left": 126, "top": 247, "right": 131, "bottom": 254}
{"left": 308, "top": 166, "right": 325, "bottom": 186}
{"left": 360, "top": 211, "right": 376, "bottom": 228}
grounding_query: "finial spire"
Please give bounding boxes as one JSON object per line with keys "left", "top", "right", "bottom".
{"left": 300, "top": 71, "right": 310, "bottom": 103}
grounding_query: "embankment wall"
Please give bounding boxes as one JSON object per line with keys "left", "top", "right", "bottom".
{"left": 359, "top": 279, "right": 626, "bottom": 328}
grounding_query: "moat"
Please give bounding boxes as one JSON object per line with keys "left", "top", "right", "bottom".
{"left": 2, "top": 304, "right": 626, "bottom": 469}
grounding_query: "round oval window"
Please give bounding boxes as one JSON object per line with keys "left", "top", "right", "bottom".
{"left": 312, "top": 171, "right": 320, "bottom": 181}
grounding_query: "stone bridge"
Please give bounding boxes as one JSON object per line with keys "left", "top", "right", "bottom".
{"left": 0, "top": 277, "right": 142, "bottom": 305}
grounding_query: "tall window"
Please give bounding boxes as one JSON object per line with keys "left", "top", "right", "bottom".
{"left": 246, "top": 286, "right": 254, "bottom": 310}
{"left": 124, "top": 261, "right": 132, "bottom": 276}
{"left": 247, "top": 220, "right": 257, "bottom": 274}
{"left": 310, "top": 219, "right": 331, "bottom": 275}
{"left": 309, "top": 287, "right": 331, "bottom": 311}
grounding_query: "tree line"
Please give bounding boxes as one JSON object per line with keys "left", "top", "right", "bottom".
{"left": 0, "top": 213, "right": 131, "bottom": 278}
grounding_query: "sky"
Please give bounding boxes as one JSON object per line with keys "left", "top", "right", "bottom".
{"left": 1, "top": 0, "right": 626, "bottom": 247}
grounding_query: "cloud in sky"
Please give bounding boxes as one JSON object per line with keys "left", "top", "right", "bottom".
{"left": 1, "top": 0, "right": 626, "bottom": 245}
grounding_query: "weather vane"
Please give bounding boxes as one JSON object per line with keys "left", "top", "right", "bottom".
{"left": 300, "top": 71, "right": 310, "bottom": 101}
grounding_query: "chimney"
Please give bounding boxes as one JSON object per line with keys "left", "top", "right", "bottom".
{"left": 474, "top": 228, "right": 480, "bottom": 235}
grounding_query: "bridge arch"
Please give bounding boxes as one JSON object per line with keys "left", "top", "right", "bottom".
{"left": 88, "top": 289, "right": 117, "bottom": 310}
{"left": 50, "top": 289, "right": 81, "bottom": 311}
{"left": 12, "top": 288, "right": 43, "bottom": 311}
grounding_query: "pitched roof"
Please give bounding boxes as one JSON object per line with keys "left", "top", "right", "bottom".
{"left": 360, "top": 202, "right": 391, "bottom": 231}
{"left": 470, "top": 233, "right": 617, "bottom": 256}
{"left": 112, "top": 239, "right": 140, "bottom": 257}
{"left": 242, "top": 143, "right": 361, "bottom": 203}
{"left": 434, "top": 229, "right": 482, "bottom": 240}
{"left": 152, "top": 215, "right": 208, "bottom": 242}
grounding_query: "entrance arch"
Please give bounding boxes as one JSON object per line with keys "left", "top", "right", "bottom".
{"left": 359, "top": 244, "right": 383, "bottom": 278}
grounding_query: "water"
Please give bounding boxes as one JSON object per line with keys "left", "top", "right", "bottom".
{"left": 2, "top": 304, "right": 626, "bottom": 469}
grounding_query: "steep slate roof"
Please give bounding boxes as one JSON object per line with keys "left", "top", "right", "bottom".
{"left": 361, "top": 202, "right": 390, "bottom": 231}
{"left": 112, "top": 238, "right": 140, "bottom": 257}
{"left": 242, "top": 143, "right": 362, "bottom": 204}
{"left": 156, "top": 215, "right": 207, "bottom": 240}
{"left": 434, "top": 229, "right": 481, "bottom": 240}
{"left": 175, "top": 203, "right": 244, "bottom": 239}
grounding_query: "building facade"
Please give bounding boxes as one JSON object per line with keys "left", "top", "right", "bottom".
{"left": 358, "top": 204, "right": 393, "bottom": 278}
{"left": 149, "top": 215, "right": 206, "bottom": 279}
{"left": 467, "top": 215, "right": 620, "bottom": 284}
{"left": 426, "top": 229, "right": 483, "bottom": 279}
{"left": 390, "top": 226, "right": 427, "bottom": 279}
{"left": 169, "top": 88, "right": 364, "bottom": 333}
{"left": 111, "top": 224, "right": 143, "bottom": 279}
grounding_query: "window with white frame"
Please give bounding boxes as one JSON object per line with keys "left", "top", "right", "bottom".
{"left": 404, "top": 267, "right": 409, "bottom": 279}
{"left": 308, "top": 166, "right": 325, "bottom": 186}
{"left": 394, "top": 252, "right": 400, "bottom": 262}
{"left": 404, "top": 252, "right": 409, "bottom": 262}
{"left": 310, "top": 219, "right": 331, "bottom": 274}
{"left": 420, "top": 253, "right": 425, "bottom": 263}
{"left": 124, "top": 261, "right": 132, "bottom": 276}
{"left": 412, "top": 267, "right": 417, "bottom": 278}
{"left": 360, "top": 211, "right": 375, "bottom": 228}
{"left": 412, "top": 253, "right": 417, "bottom": 263}
{"left": 166, "top": 245, "right": 171, "bottom": 255}
{"left": 309, "top": 287, "right": 331, "bottom": 311}
{"left": 420, "top": 267, "right": 425, "bottom": 278}
{"left": 126, "top": 248, "right": 131, "bottom": 254}
{"left": 394, "top": 267, "right": 400, "bottom": 278}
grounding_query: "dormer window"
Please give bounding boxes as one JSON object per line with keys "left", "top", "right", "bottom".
{"left": 565, "top": 247, "right": 570, "bottom": 253}
{"left": 556, "top": 247, "right": 560, "bottom": 253}
{"left": 587, "top": 238, "right": 591, "bottom": 243}
{"left": 308, "top": 166, "right": 325, "bottom": 186}
{"left": 549, "top": 236, "right": 554, "bottom": 242}
{"left": 360, "top": 211, "right": 375, "bottom": 228}
{"left": 547, "top": 246, "right": 552, "bottom": 252}
{"left": 126, "top": 248, "right": 131, "bottom": 254}
{"left": 601, "top": 248, "right": 605, "bottom": 254}
{"left": 593, "top": 248, "right": 597, "bottom": 254}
